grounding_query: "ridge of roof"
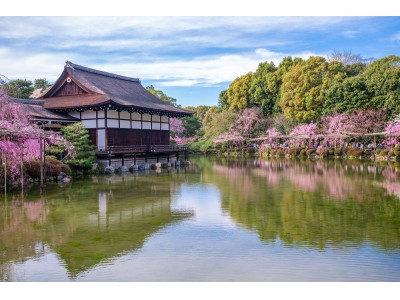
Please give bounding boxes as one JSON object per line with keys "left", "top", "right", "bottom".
{"left": 10, "top": 98, "right": 45, "bottom": 105}
{"left": 65, "top": 61, "right": 140, "bottom": 83}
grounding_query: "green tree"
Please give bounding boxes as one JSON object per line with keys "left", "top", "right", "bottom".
{"left": 34, "top": 78, "right": 52, "bottom": 90}
{"left": 218, "top": 90, "right": 229, "bottom": 109}
{"left": 279, "top": 56, "right": 327, "bottom": 123}
{"left": 202, "top": 106, "right": 219, "bottom": 128}
{"left": 181, "top": 116, "right": 202, "bottom": 137}
{"left": 249, "top": 61, "right": 278, "bottom": 116}
{"left": 226, "top": 72, "right": 253, "bottom": 111}
{"left": 61, "top": 123, "right": 95, "bottom": 173}
{"left": 364, "top": 55, "right": 400, "bottom": 116}
{"left": 184, "top": 105, "right": 211, "bottom": 124}
{"left": 323, "top": 75, "right": 372, "bottom": 114}
{"left": 146, "top": 85, "right": 178, "bottom": 107}
{"left": 5, "top": 79, "right": 34, "bottom": 99}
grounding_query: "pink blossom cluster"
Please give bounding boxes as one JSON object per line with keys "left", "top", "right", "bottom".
{"left": 383, "top": 121, "right": 400, "bottom": 147}
{"left": 0, "top": 89, "right": 74, "bottom": 181}
{"left": 169, "top": 118, "right": 185, "bottom": 135}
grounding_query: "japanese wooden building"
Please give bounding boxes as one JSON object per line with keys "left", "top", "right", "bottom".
{"left": 39, "top": 62, "right": 193, "bottom": 150}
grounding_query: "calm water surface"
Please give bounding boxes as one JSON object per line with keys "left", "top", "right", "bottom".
{"left": 1, "top": 156, "right": 400, "bottom": 281}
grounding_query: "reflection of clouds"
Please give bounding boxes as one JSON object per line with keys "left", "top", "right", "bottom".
{"left": 172, "top": 184, "right": 237, "bottom": 228}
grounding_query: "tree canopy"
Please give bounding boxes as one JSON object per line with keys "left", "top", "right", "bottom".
{"left": 146, "top": 85, "right": 178, "bottom": 107}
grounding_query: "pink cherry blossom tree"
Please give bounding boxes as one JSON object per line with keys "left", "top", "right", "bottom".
{"left": 229, "top": 107, "right": 270, "bottom": 139}
{"left": 383, "top": 120, "right": 400, "bottom": 147}
{"left": 289, "top": 123, "right": 318, "bottom": 147}
{"left": 169, "top": 117, "right": 185, "bottom": 135}
{"left": 0, "top": 86, "right": 74, "bottom": 183}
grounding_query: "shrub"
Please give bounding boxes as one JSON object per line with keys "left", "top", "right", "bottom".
{"left": 24, "top": 157, "right": 71, "bottom": 179}
{"left": 61, "top": 164, "right": 72, "bottom": 176}
{"left": 270, "top": 149, "right": 277, "bottom": 156}
{"left": 299, "top": 149, "right": 307, "bottom": 156}
{"left": 334, "top": 148, "right": 343, "bottom": 156}
{"left": 306, "top": 149, "right": 316, "bottom": 156}
{"left": 276, "top": 149, "right": 285, "bottom": 157}
{"left": 380, "top": 149, "right": 390, "bottom": 156}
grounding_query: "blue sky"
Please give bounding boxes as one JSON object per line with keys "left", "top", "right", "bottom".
{"left": 0, "top": 16, "right": 400, "bottom": 107}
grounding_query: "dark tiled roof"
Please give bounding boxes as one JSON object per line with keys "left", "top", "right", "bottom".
{"left": 42, "top": 62, "right": 193, "bottom": 117}
{"left": 10, "top": 98, "right": 78, "bottom": 122}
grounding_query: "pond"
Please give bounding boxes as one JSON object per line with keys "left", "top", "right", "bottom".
{"left": 1, "top": 156, "right": 400, "bottom": 281}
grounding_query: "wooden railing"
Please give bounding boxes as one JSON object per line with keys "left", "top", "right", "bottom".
{"left": 97, "top": 145, "right": 187, "bottom": 156}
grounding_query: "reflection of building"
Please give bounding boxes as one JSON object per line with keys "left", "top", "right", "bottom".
{"left": 0, "top": 176, "right": 192, "bottom": 279}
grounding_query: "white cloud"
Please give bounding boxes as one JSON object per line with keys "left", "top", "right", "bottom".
{"left": 391, "top": 32, "right": 400, "bottom": 41}
{"left": 0, "top": 17, "right": 356, "bottom": 40}
{"left": 342, "top": 30, "right": 358, "bottom": 38}
{"left": 0, "top": 46, "right": 321, "bottom": 86}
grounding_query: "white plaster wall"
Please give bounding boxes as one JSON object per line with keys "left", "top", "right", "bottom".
{"left": 142, "top": 122, "right": 151, "bottom": 130}
{"left": 120, "top": 120, "right": 130, "bottom": 128}
{"left": 108, "top": 119, "right": 119, "bottom": 128}
{"left": 120, "top": 111, "right": 130, "bottom": 119}
{"left": 82, "top": 119, "right": 96, "bottom": 128}
{"left": 81, "top": 110, "right": 97, "bottom": 119}
{"left": 132, "top": 121, "right": 141, "bottom": 129}
{"left": 152, "top": 122, "right": 161, "bottom": 130}
{"left": 161, "top": 123, "right": 169, "bottom": 130}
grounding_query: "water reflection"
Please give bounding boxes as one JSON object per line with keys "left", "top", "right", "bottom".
{"left": 0, "top": 173, "right": 192, "bottom": 280}
{"left": 1, "top": 158, "right": 399, "bottom": 281}
{"left": 203, "top": 158, "right": 400, "bottom": 250}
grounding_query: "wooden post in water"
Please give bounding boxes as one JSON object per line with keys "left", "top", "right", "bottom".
{"left": 20, "top": 152, "right": 24, "bottom": 195}
{"left": 40, "top": 136, "right": 44, "bottom": 193}
{"left": 43, "top": 138, "right": 46, "bottom": 185}
{"left": 3, "top": 140, "right": 6, "bottom": 196}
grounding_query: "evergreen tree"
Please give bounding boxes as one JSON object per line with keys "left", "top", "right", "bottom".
{"left": 61, "top": 123, "right": 95, "bottom": 173}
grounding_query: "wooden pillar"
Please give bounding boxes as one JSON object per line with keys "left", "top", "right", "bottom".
{"left": 133, "top": 153, "right": 136, "bottom": 165}
{"left": 184, "top": 149, "right": 187, "bottom": 161}
{"left": 167, "top": 154, "right": 170, "bottom": 162}
{"left": 157, "top": 155, "right": 159, "bottom": 163}
{"left": 176, "top": 151, "right": 179, "bottom": 161}
{"left": 122, "top": 154, "right": 125, "bottom": 166}
{"left": 108, "top": 150, "right": 112, "bottom": 167}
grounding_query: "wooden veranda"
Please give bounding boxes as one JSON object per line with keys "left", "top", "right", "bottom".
{"left": 97, "top": 144, "right": 188, "bottom": 166}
